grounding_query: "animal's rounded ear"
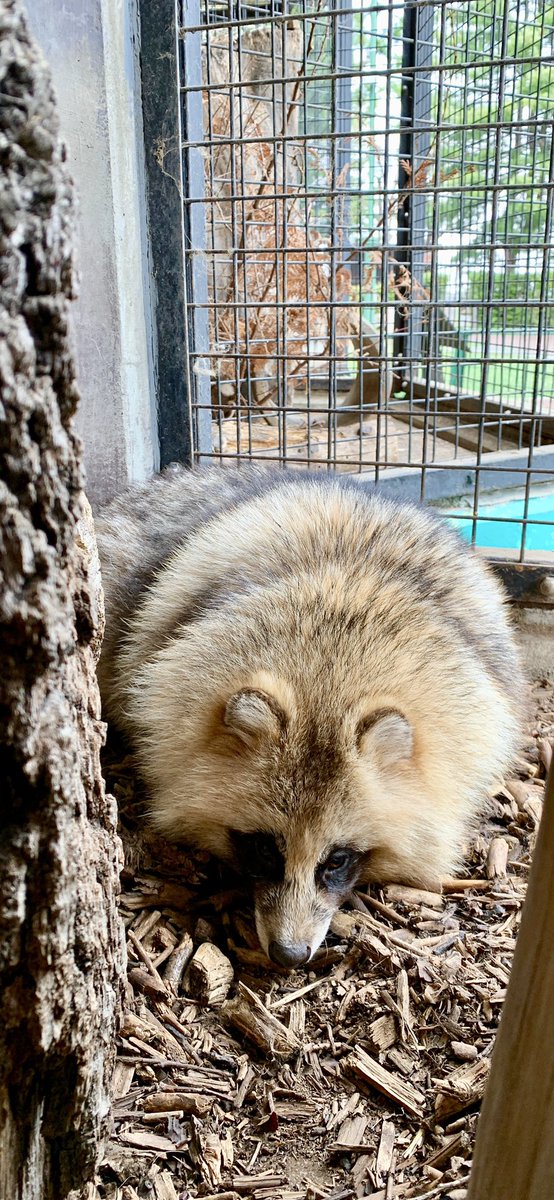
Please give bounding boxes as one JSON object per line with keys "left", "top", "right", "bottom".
{"left": 224, "top": 689, "right": 286, "bottom": 748}
{"left": 357, "top": 708, "right": 413, "bottom": 770}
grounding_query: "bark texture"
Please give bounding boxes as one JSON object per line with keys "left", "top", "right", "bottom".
{"left": 0, "top": 3, "right": 124, "bottom": 1197}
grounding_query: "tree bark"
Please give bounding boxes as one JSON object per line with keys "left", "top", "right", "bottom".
{"left": 0, "top": 3, "right": 124, "bottom": 1197}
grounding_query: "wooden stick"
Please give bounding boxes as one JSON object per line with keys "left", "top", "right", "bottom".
{"left": 467, "top": 765, "right": 554, "bottom": 1200}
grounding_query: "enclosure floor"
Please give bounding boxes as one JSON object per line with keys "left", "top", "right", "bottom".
{"left": 212, "top": 411, "right": 509, "bottom": 472}
{"left": 96, "top": 678, "right": 553, "bottom": 1200}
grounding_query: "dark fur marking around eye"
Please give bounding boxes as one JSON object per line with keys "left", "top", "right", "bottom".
{"left": 316, "top": 846, "right": 365, "bottom": 894}
{"left": 230, "top": 830, "right": 285, "bottom": 883}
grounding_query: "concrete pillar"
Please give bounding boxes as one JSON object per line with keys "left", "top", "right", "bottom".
{"left": 28, "top": 0, "right": 159, "bottom": 506}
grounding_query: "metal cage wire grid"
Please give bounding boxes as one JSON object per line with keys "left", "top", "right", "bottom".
{"left": 175, "top": 0, "right": 554, "bottom": 564}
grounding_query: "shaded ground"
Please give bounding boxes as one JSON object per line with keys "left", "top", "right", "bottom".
{"left": 95, "top": 679, "right": 553, "bottom": 1200}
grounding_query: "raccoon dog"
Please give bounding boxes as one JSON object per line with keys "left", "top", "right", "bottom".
{"left": 96, "top": 466, "right": 522, "bottom": 968}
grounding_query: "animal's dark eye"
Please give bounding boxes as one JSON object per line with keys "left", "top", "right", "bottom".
{"left": 230, "top": 830, "right": 285, "bottom": 883}
{"left": 316, "top": 846, "right": 361, "bottom": 891}
{"left": 324, "top": 849, "right": 352, "bottom": 873}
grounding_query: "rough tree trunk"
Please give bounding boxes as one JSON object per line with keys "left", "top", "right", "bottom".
{"left": 0, "top": 3, "right": 124, "bottom": 1197}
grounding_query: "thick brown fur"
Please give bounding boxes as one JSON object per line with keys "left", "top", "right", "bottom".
{"left": 96, "top": 465, "right": 523, "bottom": 962}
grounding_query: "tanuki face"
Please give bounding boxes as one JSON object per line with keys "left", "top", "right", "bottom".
{"left": 177, "top": 685, "right": 444, "bottom": 965}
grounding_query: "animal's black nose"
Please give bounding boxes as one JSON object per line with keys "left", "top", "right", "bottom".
{"left": 268, "top": 940, "right": 311, "bottom": 968}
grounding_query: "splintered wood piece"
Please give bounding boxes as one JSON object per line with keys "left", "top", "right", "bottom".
{"left": 128, "top": 967, "right": 168, "bottom": 1001}
{"left": 396, "top": 969, "right": 417, "bottom": 1046}
{"left": 367, "top": 1014, "right": 398, "bottom": 1053}
{"left": 143, "top": 1091, "right": 212, "bottom": 1116}
{"left": 375, "top": 1119, "right": 396, "bottom": 1184}
{"left": 358, "top": 931, "right": 393, "bottom": 963}
{"left": 201, "top": 1194, "right": 240, "bottom": 1200}
{"left": 221, "top": 983, "right": 300, "bottom": 1058}
{"left": 523, "top": 794, "right": 543, "bottom": 827}
{"left": 356, "top": 892, "right": 411, "bottom": 927}
{"left": 287, "top": 998, "right": 306, "bottom": 1039}
{"left": 505, "top": 778, "right": 537, "bottom": 810}
{"left": 163, "top": 932, "right": 194, "bottom": 993}
{"left": 351, "top": 1153, "right": 374, "bottom": 1195}
{"left": 201, "top": 1131, "right": 226, "bottom": 1188}
{"left": 119, "top": 1010, "right": 189, "bottom": 1064}
{"left": 486, "top": 838, "right": 509, "bottom": 879}
{"left": 112, "top": 1060, "right": 135, "bottom": 1100}
{"left": 150, "top": 1172, "right": 179, "bottom": 1200}
{"left": 127, "top": 928, "right": 166, "bottom": 990}
{"left": 336, "top": 1113, "right": 368, "bottom": 1146}
{"left": 425, "top": 1130, "right": 470, "bottom": 1172}
{"left": 435, "top": 1057, "right": 490, "bottom": 1121}
{"left": 232, "top": 1174, "right": 287, "bottom": 1193}
{"left": 441, "top": 878, "right": 491, "bottom": 893}
{"left": 187, "top": 942, "right": 234, "bottom": 1005}
{"left": 344, "top": 1046, "right": 425, "bottom": 1119}
{"left": 119, "top": 1129, "right": 176, "bottom": 1152}
{"left": 385, "top": 884, "right": 443, "bottom": 909}
{"left": 538, "top": 738, "right": 553, "bottom": 774}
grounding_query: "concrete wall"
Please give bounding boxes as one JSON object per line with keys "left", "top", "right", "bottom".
{"left": 29, "top": 0, "right": 159, "bottom": 507}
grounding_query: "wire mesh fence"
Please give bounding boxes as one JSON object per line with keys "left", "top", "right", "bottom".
{"left": 177, "top": 0, "right": 554, "bottom": 563}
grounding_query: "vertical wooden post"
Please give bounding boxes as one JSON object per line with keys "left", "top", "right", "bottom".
{"left": 467, "top": 763, "right": 554, "bottom": 1200}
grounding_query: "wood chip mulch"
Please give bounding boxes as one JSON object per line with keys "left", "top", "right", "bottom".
{"left": 94, "top": 678, "right": 554, "bottom": 1200}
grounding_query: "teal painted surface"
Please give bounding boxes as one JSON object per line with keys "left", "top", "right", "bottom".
{"left": 447, "top": 492, "right": 554, "bottom": 552}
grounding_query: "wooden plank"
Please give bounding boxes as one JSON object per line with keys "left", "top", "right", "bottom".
{"left": 467, "top": 766, "right": 554, "bottom": 1200}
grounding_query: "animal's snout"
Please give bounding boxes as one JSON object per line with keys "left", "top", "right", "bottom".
{"left": 268, "top": 939, "right": 311, "bottom": 968}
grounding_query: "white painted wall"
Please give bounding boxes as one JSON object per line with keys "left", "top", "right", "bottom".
{"left": 29, "top": 0, "right": 158, "bottom": 506}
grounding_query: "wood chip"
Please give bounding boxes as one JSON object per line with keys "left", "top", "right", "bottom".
{"left": 344, "top": 1045, "right": 425, "bottom": 1119}
{"left": 128, "top": 967, "right": 168, "bottom": 1000}
{"left": 221, "top": 982, "right": 300, "bottom": 1057}
{"left": 163, "top": 932, "right": 194, "bottom": 993}
{"left": 150, "top": 1172, "right": 179, "bottom": 1200}
{"left": 127, "top": 928, "right": 166, "bottom": 990}
{"left": 385, "top": 885, "right": 443, "bottom": 908}
{"left": 187, "top": 942, "right": 234, "bottom": 1005}
{"left": 112, "top": 1060, "right": 135, "bottom": 1101}
{"left": 232, "top": 1174, "right": 287, "bottom": 1193}
{"left": 356, "top": 892, "right": 411, "bottom": 927}
{"left": 505, "top": 778, "right": 536, "bottom": 810}
{"left": 441, "top": 878, "right": 491, "bottom": 893}
{"left": 120, "top": 1010, "right": 189, "bottom": 1064}
{"left": 451, "top": 1042, "right": 478, "bottom": 1061}
{"left": 375, "top": 1119, "right": 396, "bottom": 1185}
{"left": 143, "top": 1091, "right": 212, "bottom": 1116}
{"left": 434, "top": 1057, "right": 490, "bottom": 1121}
{"left": 424, "top": 1130, "right": 470, "bottom": 1172}
{"left": 367, "top": 1013, "right": 398, "bottom": 1053}
{"left": 336, "top": 1113, "right": 368, "bottom": 1146}
{"left": 119, "top": 1130, "right": 176, "bottom": 1152}
{"left": 486, "top": 838, "right": 509, "bottom": 879}
{"left": 538, "top": 737, "right": 553, "bottom": 774}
